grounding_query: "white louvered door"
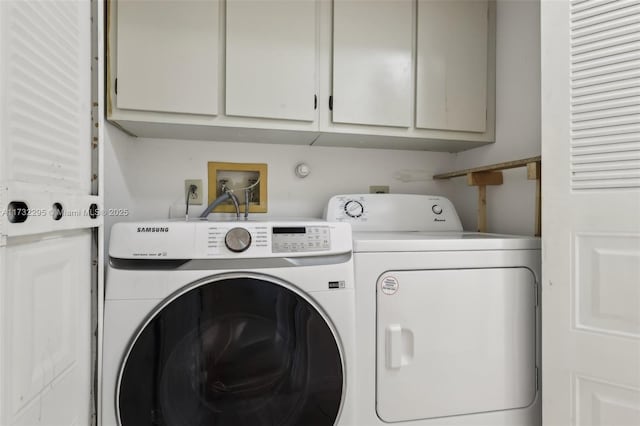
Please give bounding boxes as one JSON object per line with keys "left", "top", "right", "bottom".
{"left": 541, "top": 0, "right": 640, "bottom": 425}
{"left": 0, "top": 1, "right": 101, "bottom": 425}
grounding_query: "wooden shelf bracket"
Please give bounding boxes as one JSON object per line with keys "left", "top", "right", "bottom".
{"left": 466, "top": 171, "right": 503, "bottom": 232}
{"left": 434, "top": 156, "right": 541, "bottom": 236}
{"left": 527, "top": 160, "right": 541, "bottom": 236}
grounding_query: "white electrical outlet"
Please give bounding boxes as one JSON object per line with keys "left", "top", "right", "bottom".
{"left": 185, "top": 179, "right": 203, "bottom": 205}
{"left": 370, "top": 185, "right": 390, "bottom": 194}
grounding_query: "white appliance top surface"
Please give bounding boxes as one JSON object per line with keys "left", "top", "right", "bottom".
{"left": 353, "top": 231, "right": 540, "bottom": 252}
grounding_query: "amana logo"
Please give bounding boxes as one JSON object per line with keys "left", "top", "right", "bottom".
{"left": 137, "top": 227, "right": 169, "bottom": 233}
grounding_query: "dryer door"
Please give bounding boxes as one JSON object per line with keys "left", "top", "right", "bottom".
{"left": 376, "top": 268, "right": 537, "bottom": 422}
{"left": 117, "top": 275, "right": 344, "bottom": 426}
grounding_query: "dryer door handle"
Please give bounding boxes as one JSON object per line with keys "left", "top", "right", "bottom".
{"left": 385, "top": 324, "right": 414, "bottom": 369}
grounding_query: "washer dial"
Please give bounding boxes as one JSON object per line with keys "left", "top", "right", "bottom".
{"left": 225, "top": 227, "right": 252, "bottom": 252}
{"left": 432, "top": 204, "right": 443, "bottom": 215}
{"left": 344, "top": 200, "right": 364, "bottom": 218}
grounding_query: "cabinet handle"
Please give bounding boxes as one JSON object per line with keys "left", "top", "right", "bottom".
{"left": 314, "top": 94, "right": 317, "bottom": 110}
{"left": 329, "top": 95, "right": 333, "bottom": 111}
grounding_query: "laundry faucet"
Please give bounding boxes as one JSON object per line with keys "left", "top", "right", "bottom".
{"left": 244, "top": 187, "right": 251, "bottom": 220}
{"left": 200, "top": 189, "right": 240, "bottom": 219}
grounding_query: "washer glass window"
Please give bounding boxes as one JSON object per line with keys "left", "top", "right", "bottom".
{"left": 118, "top": 276, "right": 343, "bottom": 426}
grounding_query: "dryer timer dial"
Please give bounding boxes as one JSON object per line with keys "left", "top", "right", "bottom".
{"left": 344, "top": 200, "right": 364, "bottom": 218}
{"left": 225, "top": 227, "right": 252, "bottom": 252}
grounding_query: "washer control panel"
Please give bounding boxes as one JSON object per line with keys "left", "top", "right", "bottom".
{"left": 109, "top": 221, "right": 351, "bottom": 259}
{"left": 272, "top": 226, "right": 330, "bottom": 253}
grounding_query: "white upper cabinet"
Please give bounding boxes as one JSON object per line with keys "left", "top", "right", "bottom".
{"left": 332, "top": 0, "right": 413, "bottom": 128}
{"left": 226, "top": 0, "right": 317, "bottom": 121}
{"left": 416, "top": 0, "right": 489, "bottom": 133}
{"left": 107, "top": 0, "right": 496, "bottom": 151}
{"left": 116, "top": 0, "right": 219, "bottom": 115}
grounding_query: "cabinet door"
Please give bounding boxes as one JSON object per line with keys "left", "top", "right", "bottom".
{"left": 226, "top": 0, "right": 317, "bottom": 122}
{"left": 416, "top": 0, "right": 488, "bottom": 132}
{"left": 333, "top": 0, "right": 413, "bottom": 127}
{"left": 116, "top": 0, "right": 219, "bottom": 115}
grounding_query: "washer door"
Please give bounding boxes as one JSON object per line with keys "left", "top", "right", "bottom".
{"left": 117, "top": 275, "right": 344, "bottom": 426}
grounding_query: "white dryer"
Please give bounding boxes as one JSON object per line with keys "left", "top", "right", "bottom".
{"left": 326, "top": 194, "right": 541, "bottom": 426}
{"left": 102, "top": 220, "right": 356, "bottom": 426}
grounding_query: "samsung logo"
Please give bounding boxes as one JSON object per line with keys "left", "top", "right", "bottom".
{"left": 137, "top": 227, "right": 169, "bottom": 233}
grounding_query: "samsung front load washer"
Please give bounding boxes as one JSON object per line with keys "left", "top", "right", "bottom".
{"left": 326, "top": 194, "right": 541, "bottom": 426}
{"left": 102, "top": 220, "right": 356, "bottom": 426}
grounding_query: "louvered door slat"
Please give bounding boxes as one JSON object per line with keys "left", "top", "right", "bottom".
{"left": 4, "top": 0, "right": 91, "bottom": 193}
{"left": 570, "top": 0, "right": 640, "bottom": 190}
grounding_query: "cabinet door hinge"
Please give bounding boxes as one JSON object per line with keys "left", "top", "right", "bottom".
{"left": 314, "top": 94, "right": 317, "bottom": 110}
{"left": 115, "top": 78, "right": 118, "bottom": 95}
{"left": 329, "top": 95, "right": 333, "bottom": 111}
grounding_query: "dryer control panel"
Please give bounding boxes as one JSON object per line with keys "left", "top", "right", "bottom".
{"left": 324, "top": 194, "right": 463, "bottom": 232}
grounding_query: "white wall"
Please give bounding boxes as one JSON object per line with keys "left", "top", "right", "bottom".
{"left": 104, "top": 123, "right": 455, "bottom": 242}
{"left": 450, "top": 0, "right": 540, "bottom": 235}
